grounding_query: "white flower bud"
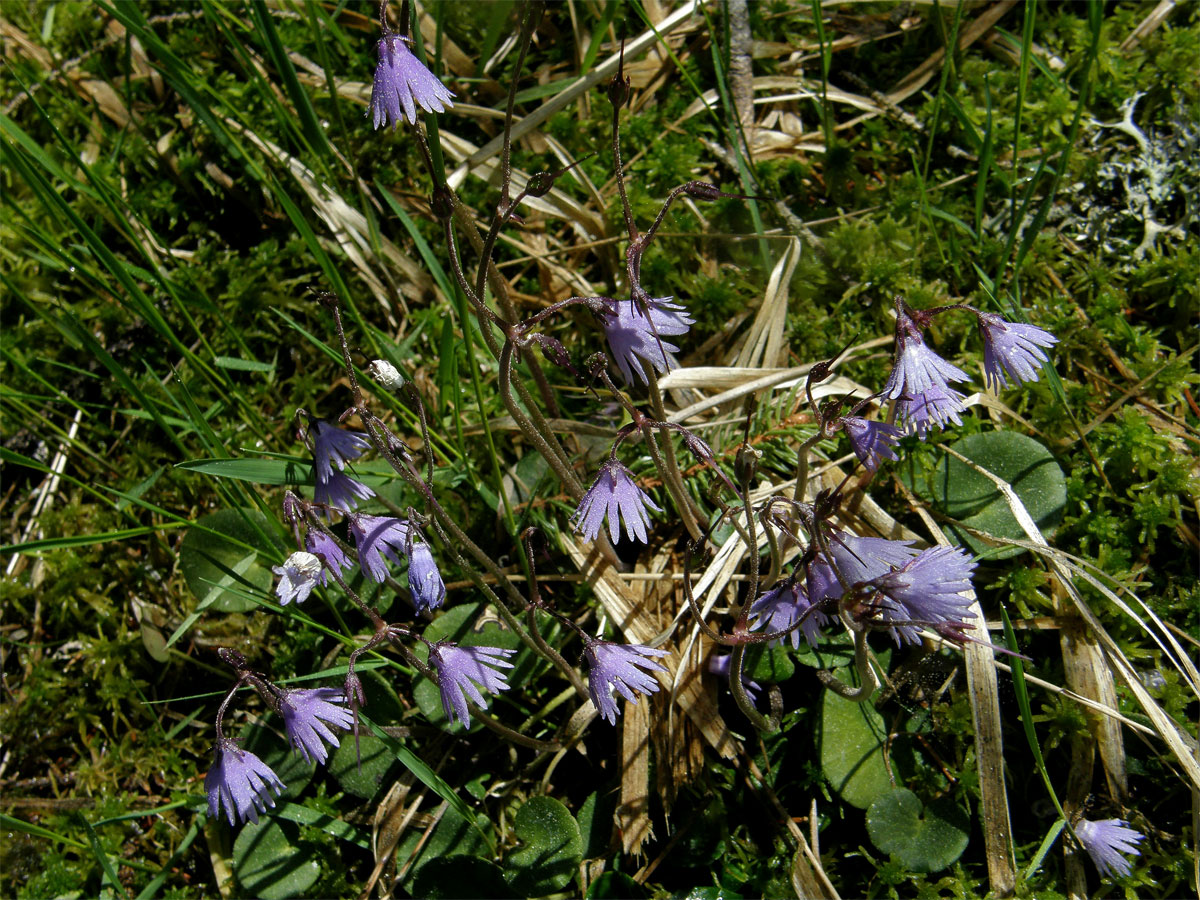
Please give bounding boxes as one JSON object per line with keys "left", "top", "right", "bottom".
{"left": 366, "top": 359, "right": 403, "bottom": 389}
{"left": 272, "top": 551, "right": 323, "bottom": 605}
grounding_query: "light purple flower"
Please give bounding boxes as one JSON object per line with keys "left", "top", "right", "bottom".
{"left": 311, "top": 421, "right": 371, "bottom": 482}
{"left": 407, "top": 542, "right": 446, "bottom": 613}
{"left": 584, "top": 640, "right": 669, "bottom": 724}
{"left": 748, "top": 581, "right": 828, "bottom": 648}
{"left": 272, "top": 551, "right": 322, "bottom": 605}
{"left": 840, "top": 416, "right": 902, "bottom": 471}
{"left": 427, "top": 643, "right": 515, "bottom": 727}
{"left": 304, "top": 529, "right": 353, "bottom": 585}
{"left": 895, "top": 381, "right": 966, "bottom": 437}
{"left": 819, "top": 532, "right": 919, "bottom": 599}
{"left": 883, "top": 303, "right": 970, "bottom": 402}
{"left": 349, "top": 514, "right": 412, "bottom": 582}
{"left": 706, "top": 652, "right": 761, "bottom": 704}
{"left": 976, "top": 312, "right": 1058, "bottom": 390}
{"left": 205, "top": 739, "right": 285, "bottom": 826}
{"left": 315, "top": 470, "right": 375, "bottom": 514}
{"left": 601, "top": 297, "right": 694, "bottom": 385}
{"left": 1075, "top": 818, "right": 1144, "bottom": 879}
{"left": 278, "top": 688, "right": 353, "bottom": 765}
{"left": 572, "top": 459, "right": 660, "bottom": 545}
{"left": 369, "top": 33, "right": 455, "bottom": 129}
{"left": 860, "top": 546, "right": 977, "bottom": 646}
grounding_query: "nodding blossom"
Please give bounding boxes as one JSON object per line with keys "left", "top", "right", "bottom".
{"left": 975, "top": 312, "right": 1058, "bottom": 390}
{"left": 369, "top": 33, "right": 455, "bottom": 129}
{"left": 895, "top": 381, "right": 966, "bottom": 437}
{"left": 304, "top": 529, "right": 353, "bottom": 585}
{"left": 311, "top": 422, "right": 371, "bottom": 482}
{"left": 855, "top": 546, "right": 977, "bottom": 646}
{"left": 839, "top": 416, "right": 902, "bottom": 472}
{"left": 277, "top": 688, "right": 354, "bottom": 765}
{"left": 314, "top": 470, "right": 375, "bottom": 514}
{"left": 1074, "top": 818, "right": 1145, "bottom": 879}
{"left": 572, "top": 459, "right": 660, "bottom": 545}
{"left": 601, "top": 297, "right": 694, "bottom": 385}
{"left": 272, "top": 551, "right": 323, "bottom": 606}
{"left": 883, "top": 301, "right": 969, "bottom": 435}
{"left": 427, "top": 643, "right": 515, "bottom": 727}
{"left": 812, "top": 532, "right": 920, "bottom": 604}
{"left": 407, "top": 542, "right": 446, "bottom": 614}
{"left": 349, "top": 514, "right": 412, "bottom": 582}
{"left": 583, "top": 640, "right": 669, "bottom": 724}
{"left": 749, "top": 580, "right": 828, "bottom": 649}
{"left": 205, "top": 740, "right": 285, "bottom": 826}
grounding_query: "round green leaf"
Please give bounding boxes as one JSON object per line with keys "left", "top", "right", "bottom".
{"left": 745, "top": 645, "right": 795, "bottom": 682}
{"left": 327, "top": 732, "right": 395, "bottom": 800}
{"left": 503, "top": 796, "right": 583, "bottom": 897}
{"left": 232, "top": 819, "right": 319, "bottom": 900}
{"left": 792, "top": 632, "right": 856, "bottom": 669}
{"left": 179, "top": 508, "right": 283, "bottom": 612}
{"left": 866, "top": 788, "right": 970, "bottom": 873}
{"left": 820, "top": 687, "right": 890, "bottom": 809}
{"left": 909, "top": 431, "right": 1066, "bottom": 560}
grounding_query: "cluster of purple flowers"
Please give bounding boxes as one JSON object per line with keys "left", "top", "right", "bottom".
{"left": 206, "top": 674, "right": 353, "bottom": 826}
{"left": 203, "top": 6, "right": 1075, "bottom": 845}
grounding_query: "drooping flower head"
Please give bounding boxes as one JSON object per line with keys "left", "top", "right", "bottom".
{"left": 407, "top": 541, "right": 446, "bottom": 614}
{"left": 839, "top": 416, "right": 902, "bottom": 472}
{"left": 883, "top": 300, "right": 969, "bottom": 436}
{"left": 272, "top": 551, "right": 322, "bottom": 606}
{"left": 895, "top": 381, "right": 966, "bottom": 437}
{"left": 883, "top": 300, "right": 971, "bottom": 401}
{"left": 583, "top": 640, "right": 669, "bottom": 724}
{"left": 1074, "top": 818, "right": 1144, "bottom": 879}
{"left": 369, "top": 33, "right": 455, "bottom": 129}
{"left": 315, "top": 470, "right": 375, "bottom": 514}
{"left": 855, "top": 546, "right": 977, "bottom": 646}
{"left": 975, "top": 311, "right": 1058, "bottom": 391}
{"left": 311, "top": 421, "right": 371, "bottom": 482}
{"left": 277, "top": 688, "right": 354, "bottom": 765}
{"left": 205, "top": 739, "right": 286, "bottom": 826}
{"left": 349, "top": 514, "right": 412, "bottom": 582}
{"left": 814, "top": 532, "right": 920, "bottom": 603}
{"left": 427, "top": 642, "right": 516, "bottom": 727}
{"left": 600, "top": 297, "right": 694, "bottom": 385}
{"left": 748, "top": 580, "right": 829, "bottom": 649}
{"left": 304, "top": 528, "right": 353, "bottom": 586}
{"left": 572, "top": 458, "right": 660, "bottom": 545}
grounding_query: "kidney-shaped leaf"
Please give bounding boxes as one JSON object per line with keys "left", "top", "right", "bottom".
{"left": 179, "top": 508, "right": 282, "bottom": 612}
{"left": 503, "top": 796, "right": 583, "bottom": 897}
{"left": 910, "top": 431, "right": 1066, "bottom": 560}
{"left": 866, "top": 788, "right": 970, "bottom": 873}
{"left": 232, "top": 819, "right": 319, "bottom": 900}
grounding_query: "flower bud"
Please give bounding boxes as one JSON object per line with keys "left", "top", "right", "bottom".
{"left": 608, "top": 73, "right": 630, "bottom": 108}
{"left": 366, "top": 359, "right": 404, "bottom": 389}
{"left": 527, "top": 171, "right": 556, "bottom": 197}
